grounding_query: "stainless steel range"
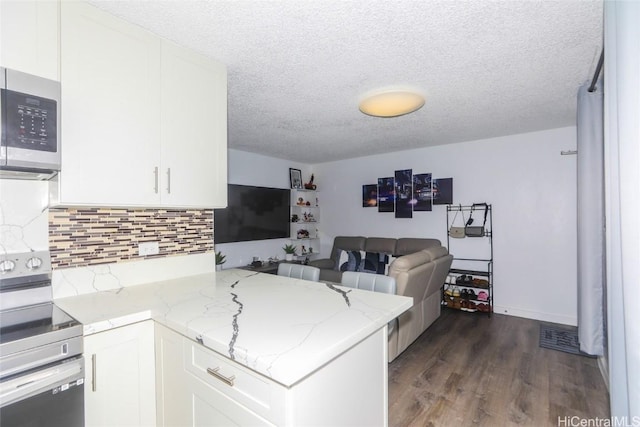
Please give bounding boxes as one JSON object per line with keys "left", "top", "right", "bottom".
{"left": 0, "top": 251, "right": 84, "bottom": 426}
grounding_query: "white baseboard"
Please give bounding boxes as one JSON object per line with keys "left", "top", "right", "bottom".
{"left": 493, "top": 305, "right": 577, "bottom": 326}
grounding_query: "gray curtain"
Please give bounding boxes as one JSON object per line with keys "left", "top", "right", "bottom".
{"left": 576, "top": 81, "right": 604, "bottom": 356}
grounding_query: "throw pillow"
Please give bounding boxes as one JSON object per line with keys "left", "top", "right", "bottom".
{"left": 384, "top": 255, "right": 397, "bottom": 275}
{"left": 335, "top": 249, "right": 364, "bottom": 272}
{"left": 360, "top": 252, "right": 389, "bottom": 275}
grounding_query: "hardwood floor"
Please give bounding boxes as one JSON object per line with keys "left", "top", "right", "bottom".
{"left": 388, "top": 309, "right": 610, "bottom": 427}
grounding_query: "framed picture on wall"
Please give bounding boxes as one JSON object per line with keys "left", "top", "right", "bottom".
{"left": 394, "top": 169, "right": 413, "bottom": 218}
{"left": 413, "top": 173, "right": 433, "bottom": 211}
{"left": 289, "top": 168, "right": 303, "bottom": 189}
{"left": 362, "top": 184, "right": 377, "bottom": 207}
{"left": 377, "top": 177, "right": 395, "bottom": 212}
{"left": 433, "top": 178, "right": 453, "bottom": 205}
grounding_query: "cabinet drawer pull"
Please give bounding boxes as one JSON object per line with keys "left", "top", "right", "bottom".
{"left": 91, "top": 353, "right": 97, "bottom": 392}
{"left": 166, "top": 168, "right": 171, "bottom": 194}
{"left": 153, "top": 167, "right": 159, "bottom": 194}
{"left": 206, "top": 367, "right": 235, "bottom": 386}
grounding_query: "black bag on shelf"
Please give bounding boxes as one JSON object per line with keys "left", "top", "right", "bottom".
{"left": 465, "top": 203, "right": 488, "bottom": 237}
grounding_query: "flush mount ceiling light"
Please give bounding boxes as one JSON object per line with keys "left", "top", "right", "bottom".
{"left": 359, "top": 88, "right": 425, "bottom": 118}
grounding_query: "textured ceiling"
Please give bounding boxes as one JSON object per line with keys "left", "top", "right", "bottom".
{"left": 90, "top": 0, "right": 603, "bottom": 164}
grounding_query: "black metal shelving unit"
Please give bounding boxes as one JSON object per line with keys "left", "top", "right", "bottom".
{"left": 444, "top": 204, "right": 493, "bottom": 316}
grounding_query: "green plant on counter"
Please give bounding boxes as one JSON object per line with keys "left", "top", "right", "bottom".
{"left": 215, "top": 251, "right": 226, "bottom": 265}
{"left": 282, "top": 244, "right": 297, "bottom": 255}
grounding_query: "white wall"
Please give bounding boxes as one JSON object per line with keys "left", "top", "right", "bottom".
{"left": 313, "top": 127, "right": 578, "bottom": 325}
{"left": 215, "top": 149, "right": 311, "bottom": 268}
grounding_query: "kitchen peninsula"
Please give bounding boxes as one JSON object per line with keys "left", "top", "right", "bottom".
{"left": 55, "top": 268, "right": 412, "bottom": 426}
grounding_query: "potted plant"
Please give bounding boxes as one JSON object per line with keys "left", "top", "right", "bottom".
{"left": 282, "top": 244, "right": 297, "bottom": 261}
{"left": 215, "top": 251, "right": 226, "bottom": 271}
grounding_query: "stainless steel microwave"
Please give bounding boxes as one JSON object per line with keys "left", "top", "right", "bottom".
{"left": 0, "top": 67, "right": 61, "bottom": 180}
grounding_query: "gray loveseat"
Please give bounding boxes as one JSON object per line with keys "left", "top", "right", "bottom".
{"left": 309, "top": 236, "right": 453, "bottom": 361}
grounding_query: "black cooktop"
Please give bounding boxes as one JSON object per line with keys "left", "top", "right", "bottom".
{"left": 0, "top": 303, "right": 82, "bottom": 350}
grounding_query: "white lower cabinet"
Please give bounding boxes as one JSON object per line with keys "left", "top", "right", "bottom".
{"left": 84, "top": 321, "right": 156, "bottom": 427}
{"left": 155, "top": 322, "right": 389, "bottom": 427}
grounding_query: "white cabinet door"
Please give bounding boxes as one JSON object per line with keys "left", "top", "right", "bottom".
{"left": 58, "top": 1, "right": 161, "bottom": 206}
{"left": 155, "top": 322, "right": 190, "bottom": 426}
{"left": 0, "top": 0, "right": 59, "bottom": 80}
{"left": 84, "top": 321, "right": 156, "bottom": 427}
{"left": 160, "top": 41, "right": 227, "bottom": 208}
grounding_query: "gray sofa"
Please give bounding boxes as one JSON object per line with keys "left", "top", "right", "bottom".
{"left": 309, "top": 236, "right": 441, "bottom": 283}
{"left": 387, "top": 245, "right": 452, "bottom": 360}
{"left": 309, "top": 236, "right": 453, "bottom": 361}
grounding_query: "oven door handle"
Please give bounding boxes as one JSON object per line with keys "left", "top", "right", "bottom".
{"left": 0, "top": 357, "right": 84, "bottom": 408}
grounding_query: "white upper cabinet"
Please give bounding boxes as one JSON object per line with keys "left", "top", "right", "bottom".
{"left": 160, "top": 41, "right": 228, "bottom": 208}
{"left": 0, "top": 0, "right": 59, "bottom": 80}
{"left": 59, "top": 1, "right": 161, "bottom": 206}
{"left": 55, "top": 1, "right": 227, "bottom": 208}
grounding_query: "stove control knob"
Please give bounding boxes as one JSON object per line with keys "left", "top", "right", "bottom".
{"left": 0, "top": 259, "right": 16, "bottom": 274}
{"left": 26, "top": 257, "right": 43, "bottom": 270}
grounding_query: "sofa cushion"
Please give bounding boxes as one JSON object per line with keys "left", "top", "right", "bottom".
{"left": 390, "top": 250, "right": 433, "bottom": 272}
{"left": 308, "top": 258, "right": 335, "bottom": 270}
{"left": 364, "top": 238, "right": 397, "bottom": 254}
{"left": 395, "top": 238, "right": 441, "bottom": 256}
{"left": 423, "top": 245, "right": 449, "bottom": 260}
{"left": 329, "top": 236, "right": 367, "bottom": 261}
{"left": 319, "top": 268, "right": 343, "bottom": 284}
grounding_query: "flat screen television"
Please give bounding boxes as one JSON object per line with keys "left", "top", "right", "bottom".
{"left": 214, "top": 184, "right": 291, "bottom": 244}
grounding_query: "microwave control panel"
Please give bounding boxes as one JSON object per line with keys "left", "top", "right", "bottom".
{"left": 1, "top": 89, "right": 58, "bottom": 153}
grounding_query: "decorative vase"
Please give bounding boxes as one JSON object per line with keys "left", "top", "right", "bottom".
{"left": 216, "top": 265, "right": 223, "bottom": 271}
{"left": 285, "top": 254, "right": 293, "bottom": 261}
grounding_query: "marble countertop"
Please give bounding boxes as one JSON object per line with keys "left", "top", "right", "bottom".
{"left": 55, "top": 269, "right": 412, "bottom": 387}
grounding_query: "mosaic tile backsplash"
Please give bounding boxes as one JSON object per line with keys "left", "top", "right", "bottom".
{"left": 49, "top": 208, "right": 213, "bottom": 269}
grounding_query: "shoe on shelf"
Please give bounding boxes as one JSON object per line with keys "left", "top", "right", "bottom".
{"left": 444, "top": 285, "right": 454, "bottom": 297}
{"left": 467, "top": 301, "right": 478, "bottom": 312}
{"left": 477, "top": 291, "right": 488, "bottom": 301}
{"left": 456, "top": 275, "right": 466, "bottom": 285}
{"left": 472, "top": 278, "right": 489, "bottom": 288}
{"left": 460, "top": 289, "right": 469, "bottom": 300}
{"left": 467, "top": 289, "right": 477, "bottom": 300}
{"left": 452, "top": 287, "right": 461, "bottom": 297}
